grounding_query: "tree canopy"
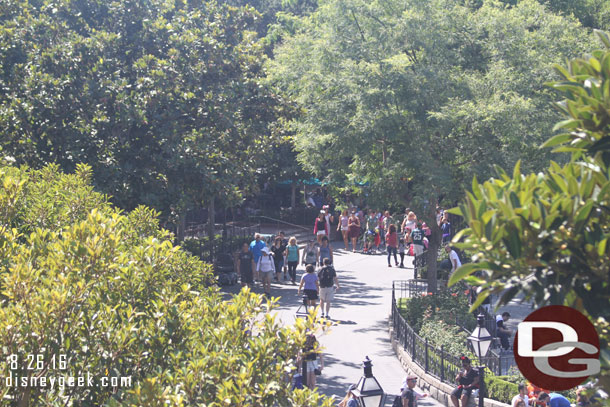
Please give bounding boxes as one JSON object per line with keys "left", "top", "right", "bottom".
{"left": 0, "top": 0, "right": 282, "bottom": 215}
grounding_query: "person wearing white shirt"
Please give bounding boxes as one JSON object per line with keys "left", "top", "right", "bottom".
{"left": 511, "top": 383, "right": 529, "bottom": 407}
{"left": 445, "top": 245, "right": 462, "bottom": 276}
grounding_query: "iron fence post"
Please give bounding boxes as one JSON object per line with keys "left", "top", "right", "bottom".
{"left": 440, "top": 345, "right": 445, "bottom": 382}
{"left": 425, "top": 338, "right": 429, "bottom": 373}
{"left": 412, "top": 330, "right": 416, "bottom": 359}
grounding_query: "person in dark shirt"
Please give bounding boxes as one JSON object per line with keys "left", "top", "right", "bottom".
{"left": 450, "top": 356, "right": 479, "bottom": 407}
{"left": 236, "top": 242, "right": 255, "bottom": 288}
{"left": 270, "top": 237, "right": 286, "bottom": 283}
{"left": 496, "top": 312, "right": 511, "bottom": 350}
{"left": 402, "top": 374, "right": 419, "bottom": 407}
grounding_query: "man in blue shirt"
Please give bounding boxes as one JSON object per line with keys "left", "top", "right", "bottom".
{"left": 249, "top": 233, "right": 266, "bottom": 281}
{"left": 538, "top": 392, "right": 571, "bottom": 407}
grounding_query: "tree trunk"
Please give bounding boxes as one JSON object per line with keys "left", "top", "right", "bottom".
{"left": 291, "top": 182, "right": 296, "bottom": 209}
{"left": 425, "top": 197, "right": 442, "bottom": 293}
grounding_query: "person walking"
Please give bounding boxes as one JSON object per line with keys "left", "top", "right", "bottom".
{"left": 386, "top": 224, "right": 399, "bottom": 267}
{"left": 401, "top": 210, "right": 416, "bottom": 235}
{"left": 249, "top": 233, "right": 266, "bottom": 282}
{"left": 364, "top": 209, "right": 377, "bottom": 253}
{"left": 314, "top": 211, "right": 328, "bottom": 244}
{"left": 409, "top": 222, "right": 425, "bottom": 257}
{"left": 299, "top": 333, "right": 324, "bottom": 390}
{"left": 236, "top": 242, "right": 255, "bottom": 288}
{"left": 398, "top": 238, "right": 406, "bottom": 268}
{"left": 318, "top": 258, "right": 340, "bottom": 319}
{"left": 402, "top": 374, "right": 428, "bottom": 407}
{"left": 338, "top": 209, "right": 350, "bottom": 250}
{"left": 256, "top": 246, "right": 276, "bottom": 298}
{"left": 286, "top": 237, "right": 300, "bottom": 285}
{"left": 302, "top": 241, "right": 319, "bottom": 268}
{"left": 270, "top": 237, "right": 286, "bottom": 283}
{"left": 323, "top": 205, "right": 334, "bottom": 241}
{"left": 318, "top": 236, "right": 333, "bottom": 266}
{"left": 347, "top": 211, "right": 361, "bottom": 252}
{"left": 298, "top": 264, "right": 320, "bottom": 309}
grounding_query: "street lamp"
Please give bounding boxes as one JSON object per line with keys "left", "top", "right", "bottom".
{"left": 352, "top": 356, "right": 385, "bottom": 407}
{"left": 468, "top": 314, "right": 493, "bottom": 407}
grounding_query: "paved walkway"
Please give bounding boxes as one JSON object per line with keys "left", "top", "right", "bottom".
{"left": 225, "top": 242, "right": 446, "bottom": 406}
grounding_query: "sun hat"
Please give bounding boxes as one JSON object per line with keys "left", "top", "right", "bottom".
{"left": 261, "top": 247, "right": 270, "bottom": 254}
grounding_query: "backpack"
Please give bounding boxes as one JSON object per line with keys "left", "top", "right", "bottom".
{"left": 392, "top": 395, "right": 403, "bottom": 407}
{"left": 318, "top": 266, "right": 335, "bottom": 287}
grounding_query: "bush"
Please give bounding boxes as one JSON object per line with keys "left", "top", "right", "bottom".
{"left": 0, "top": 164, "right": 331, "bottom": 406}
{"left": 484, "top": 374, "right": 519, "bottom": 405}
{"left": 399, "top": 283, "right": 476, "bottom": 333}
{"left": 419, "top": 319, "right": 470, "bottom": 356}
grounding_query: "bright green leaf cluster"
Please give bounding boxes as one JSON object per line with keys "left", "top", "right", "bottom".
{"left": 450, "top": 31, "right": 610, "bottom": 394}
{"left": 0, "top": 163, "right": 331, "bottom": 406}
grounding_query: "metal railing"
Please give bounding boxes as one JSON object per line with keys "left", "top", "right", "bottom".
{"left": 183, "top": 224, "right": 260, "bottom": 263}
{"left": 391, "top": 280, "right": 516, "bottom": 379}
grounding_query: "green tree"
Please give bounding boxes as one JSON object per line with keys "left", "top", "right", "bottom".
{"left": 0, "top": 163, "right": 331, "bottom": 406}
{"left": 267, "top": 0, "right": 592, "bottom": 291}
{"left": 449, "top": 31, "right": 610, "bottom": 396}
{"left": 0, "top": 0, "right": 282, "bottom": 233}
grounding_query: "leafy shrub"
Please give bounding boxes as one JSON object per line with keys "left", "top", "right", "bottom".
{"left": 419, "top": 319, "right": 470, "bottom": 356}
{"left": 399, "top": 283, "right": 476, "bottom": 333}
{"left": 484, "top": 374, "right": 519, "bottom": 405}
{"left": 0, "top": 164, "right": 331, "bottom": 406}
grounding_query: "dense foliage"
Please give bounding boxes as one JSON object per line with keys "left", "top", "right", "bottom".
{"left": 267, "top": 0, "right": 594, "bottom": 291}
{"left": 449, "top": 31, "right": 610, "bottom": 396}
{"left": 398, "top": 285, "right": 475, "bottom": 335}
{"left": 0, "top": 0, "right": 283, "bottom": 218}
{"left": 0, "top": 163, "right": 330, "bottom": 406}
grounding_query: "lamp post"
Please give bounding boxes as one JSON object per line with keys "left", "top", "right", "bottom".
{"left": 468, "top": 314, "right": 493, "bottom": 407}
{"left": 351, "top": 356, "right": 385, "bottom": 407}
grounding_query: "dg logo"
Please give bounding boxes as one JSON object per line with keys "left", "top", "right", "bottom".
{"left": 514, "top": 305, "right": 600, "bottom": 390}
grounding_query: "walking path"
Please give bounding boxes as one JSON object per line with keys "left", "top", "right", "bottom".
{"left": 225, "top": 241, "right": 445, "bottom": 406}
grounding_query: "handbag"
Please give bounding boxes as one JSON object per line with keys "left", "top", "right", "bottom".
{"left": 313, "top": 368, "right": 322, "bottom": 376}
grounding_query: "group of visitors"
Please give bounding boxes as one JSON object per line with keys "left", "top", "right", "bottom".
{"left": 237, "top": 232, "right": 300, "bottom": 297}
{"left": 238, "top": 232, "right": 341, "bottom": 315}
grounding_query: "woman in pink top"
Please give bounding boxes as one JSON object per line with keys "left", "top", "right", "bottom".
{"left": 386, "top": 224, "right": 399, "bottom": 267}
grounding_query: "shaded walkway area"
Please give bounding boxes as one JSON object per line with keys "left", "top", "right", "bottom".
{"left": 223, "top": 242, "right": 445, "bottom": 406}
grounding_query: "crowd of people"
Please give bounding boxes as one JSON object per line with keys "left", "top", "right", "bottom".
{"left": 236, "top": 204, "right": 597, "bottom": 407}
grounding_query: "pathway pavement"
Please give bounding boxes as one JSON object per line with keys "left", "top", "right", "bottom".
{"left": 223, "top": 242, "right": 446, "bottom": 406}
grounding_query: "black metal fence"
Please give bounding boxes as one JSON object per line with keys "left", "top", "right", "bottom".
{"left": 391, "top": 280, "right": 516, "bottom": 379}
{"left": 183, "top": 224, "right": 261, "bottom": 263}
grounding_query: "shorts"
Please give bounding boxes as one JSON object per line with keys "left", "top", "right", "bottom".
{"left": 319, "top": 287, "right": 335, "bottom": 302}
{"left": 260, "top": 270, "right": 273, "bottom": 282}
{"left": 452, "top": 386, "right": 476, "bottom": 399}
{"left": 317, "top": 231, "right": 327, "bottom": 236}
{"left": 413, "top": 244, "right": 424, "bottom": 256}
{"left": 304, "top": 289, "right": 318, "bottom": 300}
{"left": 340, "top": 226, "right": 348, "bottom": 231}
{"left": 305, "top": 360, "right": 318, "bottom": 373}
